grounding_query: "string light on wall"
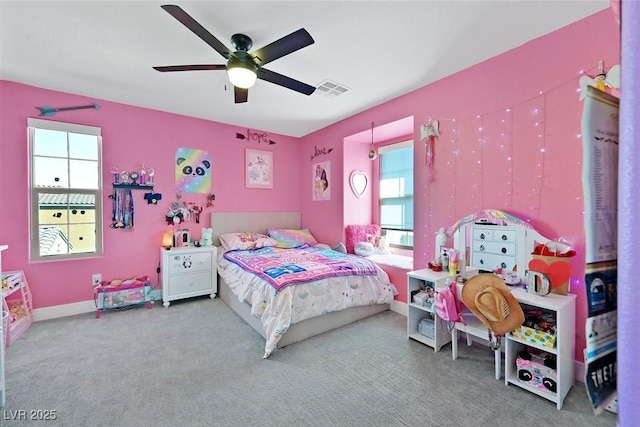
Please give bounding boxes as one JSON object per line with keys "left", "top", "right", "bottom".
{"left": 444, "top": 118, "right": 459, "bottom": 226}
{"left": 501, "top": 107, "right": 514, "bottom": 209}
{"left": 472, "top": 114, "right": 485, "bottom": 212}
{"left": 529, "top": 92, "right": 547, "bottom": 221}
{"left": 419, "top": 63, "right": 616, "bottom": 267}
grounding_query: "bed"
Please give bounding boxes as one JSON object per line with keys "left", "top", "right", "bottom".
{"left": 212, "top": 212, "right": 397, "bottom": 358}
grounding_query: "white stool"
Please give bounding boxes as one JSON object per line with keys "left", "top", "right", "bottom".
{"left": 451, "top": 310, "right": 502, "bottom": 380}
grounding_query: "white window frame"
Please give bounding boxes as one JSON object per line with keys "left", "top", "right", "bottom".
{"left": 28, "top": 118, "right": 103, "bottom": 261}
{"left": 378, "top": 140, "right": 414, "bottom": 249}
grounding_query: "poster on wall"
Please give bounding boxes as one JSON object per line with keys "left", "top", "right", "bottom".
{"left": 581, "top": 85, "right": 619, "bottom": 415}
{"left": 246, "top": 148, "right": 273, "bottom": 189}
{"left": 175, "top": 147, "right": 211, "bottom": 193}
{"left": 312, "top": 160, "right": 330, "bottom": 201}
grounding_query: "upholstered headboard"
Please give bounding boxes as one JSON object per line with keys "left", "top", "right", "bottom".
{"left": 210, "top": 212, "right": 301, "bottom": 246}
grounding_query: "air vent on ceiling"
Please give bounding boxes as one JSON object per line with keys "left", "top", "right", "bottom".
{"left": 316, "top": 80, "right": 350, "bottom": 98}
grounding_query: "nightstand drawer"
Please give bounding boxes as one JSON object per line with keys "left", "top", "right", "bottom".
{"left": 168, "top": 271, "right": 212, "bottom": 295}
{"left": 168, "top": 251, "right": 212, "bottom": 274}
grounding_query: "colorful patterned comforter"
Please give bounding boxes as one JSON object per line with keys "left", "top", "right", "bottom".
{"left": 217, "top": 246, "right": 397, "bottom": 358}
{"left": 223, "top": 246, "right": 378, "bottom": 291}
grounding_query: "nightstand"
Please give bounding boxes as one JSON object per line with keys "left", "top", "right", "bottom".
{"left": 160, "top": 246, "right": 217, "bottom": 307}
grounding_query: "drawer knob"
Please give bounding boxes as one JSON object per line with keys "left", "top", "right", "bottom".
{"left": 479, "top": 233, "right": 486, "bottom": 240}
{"left": 501, "top": 247, "right": 507, "bottom": 254}
{"left": 479, "top": 245, "right": 485, "bottom": 251}
{"left": 501, "top": 234, "right": 508, "bottom": 240}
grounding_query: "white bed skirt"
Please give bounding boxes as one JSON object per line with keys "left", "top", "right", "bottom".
{"left": 218, "top": 273, "right": 390, "bottom": 349}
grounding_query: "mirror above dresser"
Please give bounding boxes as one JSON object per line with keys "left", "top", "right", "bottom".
{"left": 435, "top": 209, "right": 554, "bottom": 280}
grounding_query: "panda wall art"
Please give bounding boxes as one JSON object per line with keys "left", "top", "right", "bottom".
{"left": 175, "top": 147, "right": 212, "bottom": 193}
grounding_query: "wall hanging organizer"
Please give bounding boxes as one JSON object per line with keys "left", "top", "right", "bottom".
{"left": 110, "top": 182, "right": 155, "bottom": 230}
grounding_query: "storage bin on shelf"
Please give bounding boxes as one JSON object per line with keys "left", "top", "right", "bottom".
{"left": 1, "top": 270, "right": 33, "bottom": 347}
{"left": 511, "top": 325, "right": 556, "bottom": 349}
{"left": 94, "top": 276, "right": 153, "bottom": 318}
{"left": 515, "top": 348, "right": 558, "bottom": 396}
{"left": 510, "top": 304, "right": 557, "bottom": 349}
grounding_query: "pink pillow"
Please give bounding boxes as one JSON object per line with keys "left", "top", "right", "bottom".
{"left": 345, "top": 224, "right": 381, "bottom": 254}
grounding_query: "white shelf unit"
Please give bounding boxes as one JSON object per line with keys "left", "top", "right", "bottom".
{"left": 505, "top": 287, "right": 576, "bottom": 409}
{"left": 406, "top": 268, "right": 454, "bottom": 352}
{"left": 160, "top": 246, "right": 217, "bottom": 308}
{"left": 2, "top": 270, "right": 33, "bottom": 347}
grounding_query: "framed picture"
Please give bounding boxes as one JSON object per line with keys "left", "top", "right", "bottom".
{"left": 312, "top": 160, "right": 330, "bottom": 201}
{"left": 246, "top": 148, "right": 273, "bottom": 189}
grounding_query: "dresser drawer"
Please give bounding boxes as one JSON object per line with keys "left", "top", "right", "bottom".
{"left": 168, "top": 271, "right": 212, "bottom": 295}
{"left": 472, "top": 227, "right": 517, "bottom": 243}
{"left": 168, "top": 251, "right": 212, "bottom": 274}
{"left": 472, "top": 227, "right": 494, "bottom": 241}
{"left": 472, "top": 240, "right": 516, "bottom": 256}
{"left": 471, "top": 252, "right": 517, "bottom": 271}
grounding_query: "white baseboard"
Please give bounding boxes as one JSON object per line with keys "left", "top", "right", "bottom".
{"left": 390, "top": 300, "right": 407, "bottom": 316}
{"left": 32, "top": 290, "right": 162, "bottom": 322}
{"left": 33, "top": 300, "right": 96, "bottom": 322}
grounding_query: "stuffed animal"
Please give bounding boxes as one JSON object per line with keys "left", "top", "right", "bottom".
{"left": 200, "top": 228, "right": 213, "bottom": 247}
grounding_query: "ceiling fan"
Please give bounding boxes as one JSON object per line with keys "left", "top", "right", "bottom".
{"left": 153, "top": 5, "right": 316, "bottom": 103}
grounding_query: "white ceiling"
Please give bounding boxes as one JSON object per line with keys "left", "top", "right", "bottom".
{"left": 0, "top": 1, "right": 609, "bottom": 138}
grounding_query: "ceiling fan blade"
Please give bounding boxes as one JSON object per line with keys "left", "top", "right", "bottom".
{"left": 234, "top": 86, "right": 248, "bottom": 103}
{"left": 161, "top": 5, "right": 231, "bottom": 59}
{"left": 257, "top": 68, "right": 316, "bottom": 95}
{"left": 153, "top": 64, "right": 227, "bottom": 72}
{"left": 251, "top": 28, "right": 314, "bottom": 66}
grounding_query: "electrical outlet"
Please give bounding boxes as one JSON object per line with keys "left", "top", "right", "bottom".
{"left": 92, "top": 273, "right": 102, "bottom": 287}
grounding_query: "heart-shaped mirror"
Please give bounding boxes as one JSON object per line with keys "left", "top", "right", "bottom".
{"left": 350, "top": 171, "right": 368, "bottom": 198}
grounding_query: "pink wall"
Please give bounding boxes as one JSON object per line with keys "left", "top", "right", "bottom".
{"left": 0, "top": 81, "right": 301, "bottom": 308}
{"left": 342, "top": 137, "right": 373, "bottom": 230}
{"left": 300, "top": 9, "right": 620, "bottom": 358}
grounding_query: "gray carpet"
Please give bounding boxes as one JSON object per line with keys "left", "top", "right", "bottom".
{"left": 2, "top": 297, "right": 616, "bottom": 427}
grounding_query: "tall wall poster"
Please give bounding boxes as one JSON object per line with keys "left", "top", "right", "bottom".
{"left": 581, "top": 85, "right": 618, "bottom": 415}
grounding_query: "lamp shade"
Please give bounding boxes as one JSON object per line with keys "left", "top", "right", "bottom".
{"left": 227, "top": 55, "right": 257, "bottom": 89}
{"left": 162, "top": 229, "right": 173, "bottom": 249}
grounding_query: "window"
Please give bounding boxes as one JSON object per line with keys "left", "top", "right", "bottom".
{"left": 379, "top": 141, "right": 413, "bottom": 248}
{"left": 28, "top": 118, "right": 102, "bottom": 261}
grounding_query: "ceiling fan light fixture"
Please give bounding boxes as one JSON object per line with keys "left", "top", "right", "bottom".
{"left": 227, "top": 56, "right": 257, "bottom": 89}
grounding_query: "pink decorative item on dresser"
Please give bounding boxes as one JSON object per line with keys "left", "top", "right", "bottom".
{"left": 345, "top": 224, "right": 381, "bottom": 254}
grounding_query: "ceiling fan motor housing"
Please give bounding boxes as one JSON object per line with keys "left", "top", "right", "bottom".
{"left": 227, "top": 50, "right": 258, "bottom": 73}
{"left": 230, "top": 33, "right": 252, "bottom": 51}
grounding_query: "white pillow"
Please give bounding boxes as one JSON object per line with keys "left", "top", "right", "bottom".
{"left": 354, "top": 241, "right": 375, "bottom": 257}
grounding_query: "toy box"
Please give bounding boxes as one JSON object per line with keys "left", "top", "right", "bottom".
{"left": 94, "top": 276, "right": 153, "bottom": 318}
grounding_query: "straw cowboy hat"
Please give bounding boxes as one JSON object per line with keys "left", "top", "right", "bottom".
{"left": 461, "top": 274, "right": 525, "bottom": 335}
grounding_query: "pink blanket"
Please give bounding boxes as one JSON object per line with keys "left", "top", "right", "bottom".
{"left": 223, "top": 246, "right": 378, "bottom": 291}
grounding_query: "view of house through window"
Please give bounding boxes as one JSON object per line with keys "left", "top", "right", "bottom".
{"left": 379, "top": 140, "right": 414, "bottom": 248}
{"left": 28, "top": 118, "right": 102, "bottom": 261}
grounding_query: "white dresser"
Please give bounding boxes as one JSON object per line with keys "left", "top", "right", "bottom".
{"left": 160, "top": 246, "right": 217, "bottom": 307}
